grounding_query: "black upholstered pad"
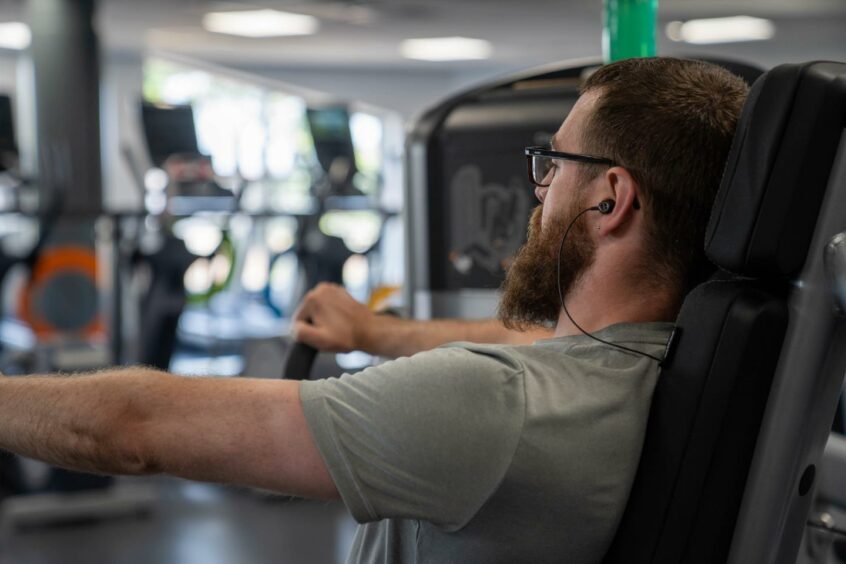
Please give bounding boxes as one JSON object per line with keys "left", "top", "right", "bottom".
{"left": 602, "top": 279, "right": 787, "bottom": 564}
{"left": 705, "top": 62, "right": 846, "bottom": 278}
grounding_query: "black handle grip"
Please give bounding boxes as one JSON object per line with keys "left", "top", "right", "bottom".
{"left": 282, "top": 341, "right": 319, "bottom": 380}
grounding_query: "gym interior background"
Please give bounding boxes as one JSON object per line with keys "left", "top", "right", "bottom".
{"left": 0, "top": 0, "right": 845, "bottom": 563}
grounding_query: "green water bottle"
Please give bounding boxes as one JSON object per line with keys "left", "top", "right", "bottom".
{"left": 603, "top": 0, "right": 658, "bottom": 63}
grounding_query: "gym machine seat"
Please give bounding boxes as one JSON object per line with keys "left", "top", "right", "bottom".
{"left": 603, "top": 62, "right": 846, "bottom": 564}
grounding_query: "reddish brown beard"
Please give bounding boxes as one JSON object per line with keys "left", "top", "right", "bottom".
{"left": 497, "top": 200, "right": 596, "bottom": 330}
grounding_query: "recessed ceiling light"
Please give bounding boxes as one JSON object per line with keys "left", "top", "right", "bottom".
{"left": 0, "top": 22, "right": 31, "bottom": 50}
{"left": 400, "top": 37, "right": 492, "bottom": 62}
{"left": 202, "top": 9, "right": 319, "bottom": 38}
{"left": 666, "top": 16, "right": 775, "bottom": 45}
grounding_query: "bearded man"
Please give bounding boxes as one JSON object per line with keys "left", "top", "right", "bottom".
{"left": 0, "top": 57, "right": 747, "bottom": 564}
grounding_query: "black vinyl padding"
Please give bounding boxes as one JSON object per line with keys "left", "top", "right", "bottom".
{"left": 705, "top": 62, "right": 846, "bottom": 278}
{"left": 602, "top": 279, "right": 787, "bottom": 564}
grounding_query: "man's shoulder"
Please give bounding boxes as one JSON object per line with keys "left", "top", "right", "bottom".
{"left": 355, "top": 343, "right": 528, "bottom": 400}
{"left": 303, "top": 342, "right": 528, "bottom": 405}
{"left": 428, "top": 339, "right": 599, "bottom": 384}
{"left": 432, "top": 341, "right": 529, "bottom": 373}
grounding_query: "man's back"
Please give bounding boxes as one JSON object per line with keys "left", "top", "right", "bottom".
{"left": 300, "top": 322, "right": 673, "bottom": 563}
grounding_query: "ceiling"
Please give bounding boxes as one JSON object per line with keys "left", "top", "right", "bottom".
{"left": 1, "top": 0, "right": 844, "bottom": 73}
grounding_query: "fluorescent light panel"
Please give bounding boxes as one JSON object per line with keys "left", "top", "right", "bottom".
{"left": 666, "top": 16, "right": 774, "bottom": 45}
{"left": 202, "top": 9, "right": 319, "bottom": 38}
{"left": 0, "top": 22, "right": 31, "bottom": 50}
{"left": 401, "top": 37, "right": 492, "bottom": 61}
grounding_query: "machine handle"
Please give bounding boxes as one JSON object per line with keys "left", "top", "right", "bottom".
{"left": 282, "top": 341, "right": 319, "bottom": 380}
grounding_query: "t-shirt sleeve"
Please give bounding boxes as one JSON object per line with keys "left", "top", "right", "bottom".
{"left": 299, "top": 345, "right": 526, "bottom": 531}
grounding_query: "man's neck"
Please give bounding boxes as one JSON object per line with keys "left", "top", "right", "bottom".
{"left": 552, "top": 257, "right": 681, "bottom": 339}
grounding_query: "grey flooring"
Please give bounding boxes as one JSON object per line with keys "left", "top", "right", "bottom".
{"left": 0, "top": 476, "right": 356, "bottom": 564}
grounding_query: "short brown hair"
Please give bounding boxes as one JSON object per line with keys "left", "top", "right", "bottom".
{"left": 580, "top": 57, "right": 749, "bottom": 290}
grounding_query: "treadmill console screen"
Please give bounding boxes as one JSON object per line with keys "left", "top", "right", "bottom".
{"left": 307, "top": 106, "right": 357, "bottom": 179}
{"left": 142, "top": 102, "right": 201, "bottom": 166}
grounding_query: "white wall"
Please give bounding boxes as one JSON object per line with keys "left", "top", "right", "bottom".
{"left": 243, "top": 65, "right": 515, "bottom": 123}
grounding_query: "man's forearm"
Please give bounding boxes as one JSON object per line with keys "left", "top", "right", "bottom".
{"left": 361, "top": 317, "right": 553, "bottom": 358}
{"left": 0, "top": 369, "right": 161, "bottom": 476}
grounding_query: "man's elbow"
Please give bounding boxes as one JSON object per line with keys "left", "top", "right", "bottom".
{"left": 116, "top": 425, "right": 163, "bottom": 476}
{"left": 60, "top": 417, "right": 160, "bottom": 477}
{"left": 95, "top": 377, "right": 166, "bottom": 477}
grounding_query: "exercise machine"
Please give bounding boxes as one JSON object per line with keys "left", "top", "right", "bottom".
{"left": 285, "top": 58, "right": 846, "bottom": 564}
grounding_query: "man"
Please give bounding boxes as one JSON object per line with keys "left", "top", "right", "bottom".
{"left": 0, "top": 57, "right": 748, "bottom": 563}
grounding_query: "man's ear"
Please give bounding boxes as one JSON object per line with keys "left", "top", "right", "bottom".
{"left": 598, "top": 166, "right": 640, "bottom": 235}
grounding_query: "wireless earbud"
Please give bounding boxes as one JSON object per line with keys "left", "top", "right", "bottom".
{"left": 595, "top": 199, "right": 616, "bottom": 214}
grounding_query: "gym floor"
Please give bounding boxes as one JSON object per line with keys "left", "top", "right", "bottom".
{"left": 0, "top": 476, "right": 356, "bottom": 564}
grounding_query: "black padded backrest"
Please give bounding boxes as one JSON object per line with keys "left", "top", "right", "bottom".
{"left": 706, "top": 62, "right": 846, "bottom": 277}
{"left": 602, "top": 278, "right": 787, "bottom": 564}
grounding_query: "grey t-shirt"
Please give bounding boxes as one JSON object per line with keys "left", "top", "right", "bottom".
{"left": 300, "top": 322, "right": 674, "bottom": 564}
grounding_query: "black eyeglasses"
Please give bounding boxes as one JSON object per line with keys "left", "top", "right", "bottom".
{"left": 524, "top": 146, "right": 616, "bottom": 187}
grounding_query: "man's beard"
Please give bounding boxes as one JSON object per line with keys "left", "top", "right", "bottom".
{"left": 497, "top": 197, "right": 596, "bottom": 330}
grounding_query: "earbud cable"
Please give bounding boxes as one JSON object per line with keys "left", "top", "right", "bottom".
{"left": 556, "top": 206, "right": 672, "bottom": 365}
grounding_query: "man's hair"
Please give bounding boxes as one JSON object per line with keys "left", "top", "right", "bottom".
{"left": 580, "top": 57, "right": 749, "bottom": 291}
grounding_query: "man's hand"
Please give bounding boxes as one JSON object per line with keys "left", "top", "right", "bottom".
{"left": 292, "top": 283, "right": 376, "bottom": 353}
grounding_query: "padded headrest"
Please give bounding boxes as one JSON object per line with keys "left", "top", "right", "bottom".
{"left": 705, "top": 62, "right": 846, "bottom": 277}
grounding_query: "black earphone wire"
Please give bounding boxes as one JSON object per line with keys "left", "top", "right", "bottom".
{"left": 556, "top": 205, "right": 667, "bottom": 364}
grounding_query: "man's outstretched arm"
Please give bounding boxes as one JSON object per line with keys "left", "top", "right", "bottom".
{"left": 0, "top": 369, "right": 338, "bottom": 500}
{"left": 292, "top": 283, "right": 553, "bottom": 359}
